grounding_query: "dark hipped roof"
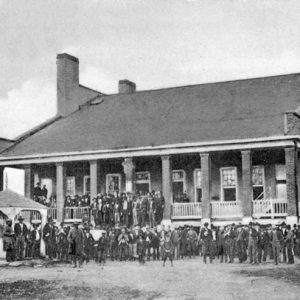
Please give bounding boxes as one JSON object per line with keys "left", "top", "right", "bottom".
{"left": 0, "top": 189, "right": 47, "bottom": 209}
{"left": 2, "top": 73, "right": 300, "bottom": 157}
{"left": 0, "top": 138, "right": 14, "bottom": 152}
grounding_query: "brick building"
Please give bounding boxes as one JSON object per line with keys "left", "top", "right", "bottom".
{"left": 0, "top": 53, "right": 300, "bottom": 226}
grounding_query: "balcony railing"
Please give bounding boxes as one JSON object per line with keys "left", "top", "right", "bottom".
{"left": 64, "top": 206, "right": 90, "bottom": 221}
{"left": 171, "top": 202, "right": 202, "bottom": 219}
{"left": 252, "top": 199, "right": 287, "bottom": 218}
{"left": 47, "top": 207, "right": 89, "bottom": 221}
{"left": 211, "top": 201, "right": 243, "bottom": 218}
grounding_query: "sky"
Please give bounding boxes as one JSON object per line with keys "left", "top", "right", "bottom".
{"left": 1, "top": 0, "right": 300, "bottom": 139}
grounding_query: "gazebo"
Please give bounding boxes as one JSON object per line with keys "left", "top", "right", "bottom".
{"left": 0, "top": 189, "right": 48, "bottom": 259}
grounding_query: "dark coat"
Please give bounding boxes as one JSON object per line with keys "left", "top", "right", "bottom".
{"left": 67, "top": 227, "right": 85, "bottom": 255}
{"left": 14, "top": 223, "right": 28, "bottom": 237}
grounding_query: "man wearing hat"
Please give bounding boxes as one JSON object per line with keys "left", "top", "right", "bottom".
{"left": 43, "top": 216, "right": 56, "bottom": 259}
{"left": 3, "top": 219, "right": 15, "bottom": 262}
{"left": 248, "top": 222, "right": 259, "bottom": 264}
{"left": 270, "top": 223, "right": 284, "bottom": 265}
{"left": 29, "top": 222, "right": 41, "bottom": 258}
{"left": 14, "top": 215, "right": 28, "bottom": 260}
{"left": 68, "top": 221, "right": 86, "bottom": 267}
{"left": 200, "top": 222, "right": 213, "bottom": 263}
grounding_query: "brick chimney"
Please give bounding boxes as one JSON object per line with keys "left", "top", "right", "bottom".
{"left": 119, "top": 79, "right": 136, "bottom": 94}
{"left": 56, "top": 53, "right": 80, "bottom": 117}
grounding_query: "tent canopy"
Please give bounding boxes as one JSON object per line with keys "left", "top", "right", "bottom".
{"left": 0, "top": 189, "right": 47, "bottom": 209}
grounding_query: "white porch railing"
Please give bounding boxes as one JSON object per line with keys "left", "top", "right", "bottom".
{"left": 64, "top": 207, "right": 90, "bottom": 221}
{"left": 47, "top": 208, "right": 57, "bottom": 220}
{"left": 171, "top": 203, "right": 202, "bottom": 219}
{"left": 252, "top": 199, "right": 287, "bottom": 218}
{"left": 211, "top": 201, "right": 243, "bottom": 218}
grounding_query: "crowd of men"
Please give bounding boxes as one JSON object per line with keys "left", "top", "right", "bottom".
{"left": 3, "top": 213, "right": 300, "bottom": 267}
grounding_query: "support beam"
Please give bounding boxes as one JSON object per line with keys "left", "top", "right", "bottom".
{"left": 24, "top": 164, "right": 32, "bottom": 198}
{"left": 90, "top": 160, "right": 98, "bottom": 199}
{"left": 161, "top": 155, "right": 172, "bottom": 220}
{"left": 122, "top": 157, "right": 135, "bottom": 193}
{"left": 285, "top": 147, "right": 298, "bottom": 224}
{"left": 241, "top": 150, "right": 252, "bottom": 222}
{"left": 56, "top": 162, "right": 65, "bottom": 223}
{"left": 200, "top": 153, "right": 211, "bottom": 223}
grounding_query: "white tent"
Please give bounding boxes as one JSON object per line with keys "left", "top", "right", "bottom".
{"left": 0, "top": 189, "right": 48, "bottom": 259}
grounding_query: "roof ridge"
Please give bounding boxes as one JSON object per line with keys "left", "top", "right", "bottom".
{"left": 102, "top": 72, "right": 300, "bottom": 97}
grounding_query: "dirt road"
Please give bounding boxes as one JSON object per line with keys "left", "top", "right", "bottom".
{"left": 0, "top": 258, "right": 299, "bottom": 299}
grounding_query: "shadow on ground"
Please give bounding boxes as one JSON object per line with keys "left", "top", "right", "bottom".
{"left": 0, "top": 279, "right": 162, "bottom": 300}
{"left": 237, "top": 264, "right": 300, "bottom": 286}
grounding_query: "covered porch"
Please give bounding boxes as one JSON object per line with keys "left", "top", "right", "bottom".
{"left": 1, "top": 141, "right": 299, "bottom": 225}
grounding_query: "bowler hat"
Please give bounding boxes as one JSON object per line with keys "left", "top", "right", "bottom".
{"left": 18, "top": 215, "right": 25, "bottom": 220}
{"left": 204, "top": 222, "right": 209, "bottom": 227}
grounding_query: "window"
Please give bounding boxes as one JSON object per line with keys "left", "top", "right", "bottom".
{"left": 135, "top": 171, "right": 151, "bottom": 193}
{"left": 221, "top": 167, "right": 237, "bottom": 201}
{"left": 106, "top": 174, "right": 121, "bottom": 195}
{"left": 194, "top": 169, "right": 202, "bottom": 202}
{"left": 172, "top": 170, "right": 186, "bottom": 202}
{"left": 83, "top": 175, "right": 90, "bottom": 195}
{"left": 275, "top": 164, "right": 286, "bottom": 199}
{"left": 252, "top": 166, "right": 265, "bottom": 200}
{"left": 66, "top": 176, "right": 76, "bottom": 196}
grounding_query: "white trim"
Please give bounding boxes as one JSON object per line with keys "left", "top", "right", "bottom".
{"left": 106, "top": 173, "right": 121, "bottom": 194}
{"left": 83, "top": 175, "right": 90, "bottom": 195}
{"left": 220, "top": 167, "right": 238, "bottom": 202}
{"left": 0, "top": 136, "right": 297, "bottom": 165}
{"left": 135, "top": 171, "right": 151, "bottom": 192}
{"left": 252, "top": 165, "right": 265, "bottom": 200}
{"left": 194, "top": 168, "right": 202, "bottom": 203}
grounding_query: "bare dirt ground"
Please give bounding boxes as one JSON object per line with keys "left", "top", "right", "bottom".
{"left": 0, "top": 258, "right": 299, "bottom": 300}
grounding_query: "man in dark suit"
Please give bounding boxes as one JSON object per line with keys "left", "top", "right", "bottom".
{"left": 14, "top": 215, "right": 28, "bottom": 260}
{"left": 30, "top": 222, "right": 41, "bottom": 258}
{"left": 200, "top": 222, "right": 213, "bottom": 263}
{"left": 43, "top": 217, "right": 56, "bottom": 259}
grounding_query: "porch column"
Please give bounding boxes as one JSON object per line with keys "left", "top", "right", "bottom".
{"left": 90, "top": 160, "right": 98, "bottom": 199}
{"left": 56, "top": 162, "right": 65, "bottom": 223}
{"left": 161, "top": 155, "right": 172, "bottom": 221}
{"left": 24, "top": 164, "right": 32, "bottom": 198}
{"left": 200, "top": 153, "right": 211, "bottom": 224}
{"left": 122, "top": 157, "right": 135, "bottom": 193}
{"left": 241, "top": 150, "right": 253, "bottom": 222}
{"left": 285, "top": 147, "right": 298, "bottom": 225}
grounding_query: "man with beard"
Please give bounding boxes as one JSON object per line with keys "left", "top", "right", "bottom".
{"left": 67, "top": 222, "right": 86, "bottom": 268}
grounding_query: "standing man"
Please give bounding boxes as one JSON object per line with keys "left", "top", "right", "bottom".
{"left": 67, "top": 221, "right": 86, "bottom": 268}
{"left": 200, "top": 222, "right": 213, "bottom": 264}
{"left": 236, "top": 224, "right": 247, "bottom": 263}
{"left": 148, "top": 194, "right": 156, "bottom": 228}
{"left": 43, "top": 217, "right": 56, "bottom": 259}
{"left": 14, "top": 215, "right": 28, "bottom": 260}
{"left": 3, "top": 219, "right": 15, "bottom": 262}
{"left": 270, "top": 224, "right": 284, "bottom": 265}
{"left": 30, "top": 222, "right": 41, "bottom": 258}
{"left": 248, "top": 222, "right": 259, "bottom": 264}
